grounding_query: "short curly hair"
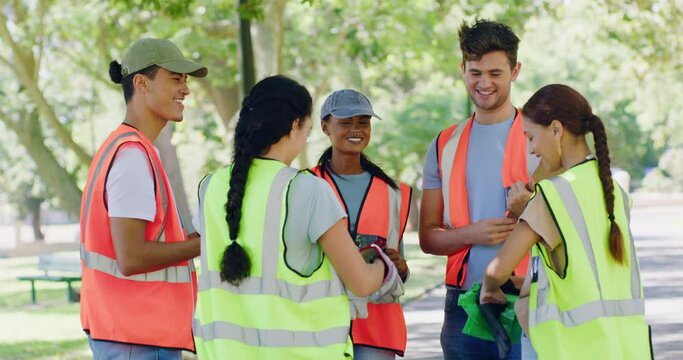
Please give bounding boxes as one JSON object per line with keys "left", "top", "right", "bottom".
{"left": 458, "top": 19, "right": 520, "bottom": 69}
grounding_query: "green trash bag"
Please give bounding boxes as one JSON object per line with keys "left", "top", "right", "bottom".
{"left": 457, "top": 283, "right": 522, "bottom": 343}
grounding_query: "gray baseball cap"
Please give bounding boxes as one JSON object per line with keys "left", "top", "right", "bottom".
{"left": 320, "top": 89, "right": 382, "bottom": 121}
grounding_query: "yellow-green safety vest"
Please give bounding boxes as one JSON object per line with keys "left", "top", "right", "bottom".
{"left": 529, "top": 159, "right": 651, "bottom": 360}
{"left": 193, "top": 158, "right": 353, "bottom": 359}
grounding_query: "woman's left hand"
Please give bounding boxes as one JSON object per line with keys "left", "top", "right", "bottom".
{"left": 385, "top": 249, "right": 408, "bottom": 281}
{"left": 506, "top": 180, "right": 534, "bottom": 218}
{"left": 479, "top": 287, "right": 508, "bottom": 305}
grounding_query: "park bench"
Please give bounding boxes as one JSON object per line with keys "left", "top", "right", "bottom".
{"left": 17, "top": 253, "right": 82, "bottom": 304}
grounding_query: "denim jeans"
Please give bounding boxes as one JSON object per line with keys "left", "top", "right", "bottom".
{"left": 353, "top": 344, "right": 396, "bottom": 360}
{"left": 88, "top": 336, "right": 182, "bottom": 360}
{"left": 440, "top": 288, "right": 521, "bottom": 360}
{"left": 521, "top": 333, "right": 538, "bottom": 360}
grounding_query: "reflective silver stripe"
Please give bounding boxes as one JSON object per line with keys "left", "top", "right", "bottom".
{"left": 197, "top": 167, "right": 346, "bottom": 302}
{"left": 197, "top": 270, "right": 345, "bottom": 301}
{"left": 529, "top": 298, "right": 645, "bottom": 328}
{"left": 440, "top": 123, "right": 467, "bottom": 228}
{"left": 261, "top": 167, "right": 299, "bottom": 294}
{"left": 552, "top": 176, "right": 603, "bottom": 298}
{"left": 531, "top": 179, "right": 646, "bottom": 329}
{"left": 193, "top": 319, "right": 348, "bottom": 348}
{"left": 80, "top": 244, "right": 192, "bottom": 283}
{"left": 616, "top": 184, "right": 642, "bottom": 299}
{"left": 535, "top": 255, "right": 549, "bottom": 308}
{"left": 81, "top": 131, "right": 169, "bottom": 243}
{"left": 386, "top": 186, "right": 401, "bottom": 249}
{"left": 82, "top": 132, "right": 138, "bottom": 236}
{"left": 197, "top": 174, "right": 213, "bottom": 276}
{"left": 148, "top": 154, "right": 169, "bottom": 242}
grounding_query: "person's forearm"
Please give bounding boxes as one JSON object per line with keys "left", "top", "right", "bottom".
{"left": 483, "top": 257, "right": 510, "bottom": 292}
{"left": 118, "top": 237, "right": 200, "bottom": 276}
{"left": 419, "top": 224, "right": 473, "bottom": 256}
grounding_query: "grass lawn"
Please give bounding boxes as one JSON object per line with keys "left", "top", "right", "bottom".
{"left": 402, "top": 242, "right": 446, "bottom": 303}
{"left": 0, "top": 339, "right": 90, "bottom": 360}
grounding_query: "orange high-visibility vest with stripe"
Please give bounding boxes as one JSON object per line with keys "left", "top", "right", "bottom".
{"left": 436, "top": 111, "right": 529, "bottom": 288}
{"left": 311, "top": 165, "right": 412, "bottom": 356}
{"left": 79, "top": 124, "right": 196, "bottom": 351}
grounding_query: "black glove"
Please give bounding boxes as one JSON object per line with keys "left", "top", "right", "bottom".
{"left": 476, "top": 288, "right": 512, "bottom": 360}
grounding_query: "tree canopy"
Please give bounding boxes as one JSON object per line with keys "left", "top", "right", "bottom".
{"left": 1, "top": 0, "right": 681, "bottom": 221}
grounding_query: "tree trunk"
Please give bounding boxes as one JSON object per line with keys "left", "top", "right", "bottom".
{"left": 155, "top": 124, "right": 194, "bottom": 234}
{"left": 199, "top": 81, "right": 240, "bottom": 131}
{"left": 29, "top": 199, "right": 45, "bottom": 242}
{"left": 0, "top": 12, "right": 92, "bottom": 166}
{"left": 253, "top": 0, "right": 287, "bottom": 77}
{"left": 408, "top": 189, "right": 420, "bottom": 232}
{"left": 238, "top": 0, "right": 256, "bottom": 96}
{"left": 11, "top": 111, "right": 83, "bottom": 218}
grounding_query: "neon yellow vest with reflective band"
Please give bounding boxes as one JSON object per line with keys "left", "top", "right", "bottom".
{"left": 193, "top": 159, "right": 353, "bottom": 359}
{"left": 529, "top": 159, "right": 651, "bottom": 360}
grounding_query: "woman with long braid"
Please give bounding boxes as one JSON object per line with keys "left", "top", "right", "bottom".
{"left": 191, "top": 75, "right": 401, "bottom": 359}
{"left": 480, "top": 84, "right": 651, "bottom": 359}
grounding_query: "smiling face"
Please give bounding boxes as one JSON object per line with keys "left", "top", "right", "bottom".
{"left": 322, "top": 115, "right": 372, "bottom": 155}
{"left": 523, "top": 115, "right": 564, "bottom": 173}
{"left": 461, "top": 51, "right": 520, "bottom": 114}
{"left": 140, "top": 67, "right": 191, "bottom": 122}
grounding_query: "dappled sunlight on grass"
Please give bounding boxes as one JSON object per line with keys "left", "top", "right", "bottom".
{"left": 0, "top": 339, "right": 89, "bottom": 359}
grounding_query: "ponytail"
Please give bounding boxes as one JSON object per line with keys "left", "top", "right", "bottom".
{"left": 109, "top": 61, "right": 123, "bottom": 84}
{"left": 220, "top": 75, "right": 312, "bottom": 286}
{"left": 587, "top": 114, "right": 625, "bottom": 265}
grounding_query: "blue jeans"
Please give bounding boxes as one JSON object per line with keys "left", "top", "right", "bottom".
{"left": 521, "top": 333, "right": 537, "bottom": 360}
{"left": 88, "top": 336, "right": 182, "bottom": 360}
{"left": 354, "top": 344, "right": 396, "bottom": 360}
{"left": 440, "top": 289, "right": 521, "bottom": 360}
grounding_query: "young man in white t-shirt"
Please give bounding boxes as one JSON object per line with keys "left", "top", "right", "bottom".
{"left": 80, "top": 38, "right": 207, "bottom": 359}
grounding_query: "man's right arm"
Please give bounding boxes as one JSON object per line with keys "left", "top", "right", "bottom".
{"left": 106, "top": 143, "right": 199, "bottom": 276}
{"left": 419, "top": 189, "right": 517, "bottom": 256}
{"left": 418, "top": 189, "right": 473, "bottom": 255}
{"left": 111, "top": 218, "right": 200, "bottom": 276}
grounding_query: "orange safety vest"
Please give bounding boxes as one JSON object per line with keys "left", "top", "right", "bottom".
{"left": 311, "top": 165, "right": 412, "bottom": 356}
{"left": 79, "top": 124, "right": 196, "bottom": 351}
{"left": 436, "top": 111, "right": 529, "bottom": 288}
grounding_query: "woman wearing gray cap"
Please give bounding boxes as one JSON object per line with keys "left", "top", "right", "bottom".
{"left": 312, "top": 89, "right": 413, "bottom": 359}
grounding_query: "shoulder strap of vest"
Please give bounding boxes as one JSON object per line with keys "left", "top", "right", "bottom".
{"left": 398, "top": 183, "right": 413, "bottom": 242}
{"left": 436, "top": 123, "right": 459, "bottom": 171}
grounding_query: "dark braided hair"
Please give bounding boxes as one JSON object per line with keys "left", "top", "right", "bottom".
{"left": 108, "top": 61, "right": 160, "bottom": 104}
{"left": 221, "top": 75, "right": 312, "bottom": 286}
{"left": 522, "top": 84, "right": 625, "bottom": 265}
{"left": 317, "top": 115, "right": 398, "bottom": 190}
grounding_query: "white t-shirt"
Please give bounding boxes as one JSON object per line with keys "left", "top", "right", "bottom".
{"left": 106, "top": 143, "right": 156, "bottom": 221}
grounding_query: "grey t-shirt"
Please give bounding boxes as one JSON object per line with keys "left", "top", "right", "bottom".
{"left": 192, "top": 171, "right": 347, "bottom": 276}
{"left": 422, "top": 115, "right": 539, "bottom": 288}
{"left": 329, "top": 171, "right": 372, "bottom": 238}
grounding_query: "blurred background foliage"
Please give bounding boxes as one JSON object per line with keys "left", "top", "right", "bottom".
{"left": 1, "top": 0, "right": 682, "bottom": 225}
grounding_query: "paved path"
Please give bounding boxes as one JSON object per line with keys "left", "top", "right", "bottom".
{"left": 403, "top": 204, "right": 683, "bottom": 359}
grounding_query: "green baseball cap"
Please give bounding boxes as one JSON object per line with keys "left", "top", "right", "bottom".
{"left": 121, "top": 38, "right": 207, "bottom": 78}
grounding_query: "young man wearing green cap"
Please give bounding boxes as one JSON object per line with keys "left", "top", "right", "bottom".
{"left": 79, "top": 38, "right": 207, "bottom": 359}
